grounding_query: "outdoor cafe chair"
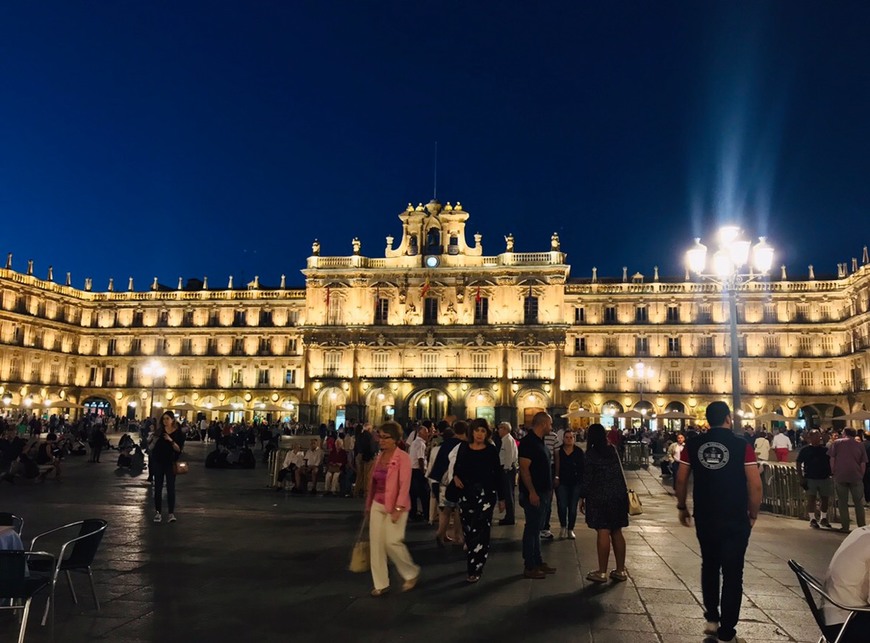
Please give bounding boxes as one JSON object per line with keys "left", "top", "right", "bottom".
{"left": 788, "top": 559, "right": 870, "bottom": 643}
{"left": 0, "top": 513, "right": 24, "bottom": 537}
{"left": 28, "top": 519, "right": 107, "bottom": 627}
{"left": 0, "top": 550, "right": 55, "bottom": 643}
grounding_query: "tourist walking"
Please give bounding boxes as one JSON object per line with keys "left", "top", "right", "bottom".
{"left": 453, "top": 418, "right": 501, "bottom": 583}
{"left": 675, "top": 401, "right": 762, "bottom": 643}
{"left": 795, "top": 429, "right": 832, "bottom": 529}
{"left": 365, "top": 421, "right": 420, "bottom": 597}
{"left": 554, "top": 430, "right": 584, "bottom": 539}
{"left": 148, "top": 410, "right": 185, "bottom": 523}
{"left": 517, "top": 411, "right": 556, "bottom": 579}
{"left": 497, "top": 421, "right": 518, "bottom": 525}
{"left": 828, "top": 428, "right": 868, "bottom": 533}
{"left": 581, "top": 423, "right": 628, "bottom": 582}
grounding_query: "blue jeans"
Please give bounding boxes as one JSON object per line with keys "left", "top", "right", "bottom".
{"left": 519, "top": 492, "right": 551, "bottom": 569}
{"left": 555, "top": 483, "right": 582, "bottom": 529}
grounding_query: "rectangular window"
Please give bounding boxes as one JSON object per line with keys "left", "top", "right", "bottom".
{"left": 799, "top": 335, "right": 812, "bottom": 354}
{"left": 259, "top": 310, "right": 273, "bottom": 326}
{"left": 698, "top": 304, "right": 712, "bottom": 323}
{"left": 667, "top": 370, "right": 681, "bottom": 389}
{"left": 373, "top": 352, "right": 389, "bottom": 377}
{"left": 206, "top": 367, "right": 217, "bottom": 387}
{"left": 286, "top": 338, "right": 298, "bottom": 354}
{"left": 207, "top": 338, "right": 217, "bottom": 355}
{"left": 159, "top": 310, "right": 169, "bottom": 326}
{"left": 327, "top": 296, "right": 342, "bottom": 325}
{"left": 668, "top": 337, "right": 681, "bottom": 356}
{"left": 179, "top": 366, "right": 190, "bottom": 387}
{"left": 740, "top": 369, "right": 747, "bottom": 388}
{"left": 700, "top": 370, "right": 714, "bottom": 387}
{"left": 523, "top": 296, "right": 539, "bottom": 325}
{"left": 474, "top": 297, "right": 489, "bottom": 325}
{"left": 127, "top": 366, "right": 137, "bottom": 386}
{"left": 765, "top": 335, "right": 779, "bottom": 356}
{"left": 423, "top": 298, "right": 438, "bottom": 325}
{"left": 635, "top": 337, "right": 649, "bottom": 355}
{"left": 102, "top": 366, "right": 114, "bottom": 385}
{"left": 699, "top": 336, "right": 714, "bottom": 356}
{"left": 234, "top": 310, "right": 246, "bottom": 326}
{"left": 604, "top": 306, "right": 617, "bottom": 322}
{"left": 604, "top": 337, "right": 618, "bottom": 356}
{"left": 286, "top": 310, "right": 299, "bottom": 326}
{"left": 89, "top": 366, "right": 98, "bottom": 385}
{"left": 800, "top": 371, "right": 813, "bottom": 388}
{"left": 182, "top": 338, "right": 192, "bottom": 354}
{"left": 604, "top": 368, "right": 618, "bottom": 386}
{"left": 284, "top": 369, "right": 296, "bottom": 385}
{"left": 233, "top": 338, "right": 245, "bottom": 355}
{"left": 324, "top": 352, "right": 341, "bottom": 376}
{"left": 67, "top": 365, "right": 76, "bottom": 385}
{"left": 422, "top": 352, "right": 438, "bottom": 376}
{"left": 232, "top": 369, "right": 243, "bottom": 386}
{"left": 764, "top": 303, "right": 777, "bottom": 322}
{"left": 50, "top": 363, "right": 60, "bottom": 384}
{"left": 766, "top": 370, "right": 780, "bottom": 388}
{"left": 375, "top": 298, "right": 389, "bottom": 325}
{"left": 184, "top": 310, "right": 194, "bottom": 326}
{"left": 472, "top": 353, "right": 489, "bottom": 376}
{"left": 574, "top": 337, "right": 587, "bottom": 355}
{"left": 822, "top": 371, "right": 836, "bottom": 388}
{"left": 257, "top": 369, "right": 270, "bottom": 385}
{"left": 259, "top": 338, "right": 271, "bottom": 355}
{"left": 795, "top": 303, "right": 810, "bottom": 322}
{"left": 107, "top": 339, "right": 116, "bottom": 356}
{"left": 666, "top": 306, "right": 680, "bottom": 323}
{"left": 635, "top": 307, "right": 648, "bottom": 322}
{"left": 574, "top": 368, "right": 587, "bottom": 387}
{"left": 522, "top": 352, "right": 541, "bottom": 378}
{"left": 821, "top": 336, "right": 834, "bottom": 354}
{"left": 574, "top": 307, "right": 585, "bottom": 324}
{"left": 820, "top": 304, "right": 831, "bottom": 320}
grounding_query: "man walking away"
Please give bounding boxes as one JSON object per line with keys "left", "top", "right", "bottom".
{"left": 675, "top": 401, "right": 762, "bottom": 643}
{"left": 497, "top": 422, "right": 518, "bottom": 525}
{"left": 771, "top": 428, "right": 792, "bottom": 462}
{"left": 795, "top": 429, "right": 832, "bottom": 529}
{"left": 828, "top": 428, "right": 868, "bottom": 533}
{"left": 353, "top": 423, "right": 376, "bottom": 498}
{"left": 518, "top": 412, "right": 556, "bottom": 579}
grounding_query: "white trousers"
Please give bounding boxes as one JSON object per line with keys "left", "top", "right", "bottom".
{"left": 325, "top": 471, "right": 341, "bottom": 492}
{"left": 369, "top": 502, "right": 420, "bottom": 591}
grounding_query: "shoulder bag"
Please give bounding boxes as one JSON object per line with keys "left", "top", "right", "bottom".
{"left": 348, "top": 515, "right": 370, "bottom": 573}
{"left": 615, "top": 446, "right": 643, "bottom": 516}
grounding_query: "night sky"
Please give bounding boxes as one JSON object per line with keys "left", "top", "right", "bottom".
{"left": 1, "top": 2, "right": 869, "bottom": 290}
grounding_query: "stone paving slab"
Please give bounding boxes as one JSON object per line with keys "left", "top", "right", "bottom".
{"left": 0, "top": 438, "right": 850, "bottom": 642}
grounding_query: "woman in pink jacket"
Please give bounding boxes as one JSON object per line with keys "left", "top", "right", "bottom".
{"left": 365, "top": 421, "right": 421, "bottom": 596}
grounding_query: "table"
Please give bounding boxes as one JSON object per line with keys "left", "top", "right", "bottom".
{"left": 0, "top": 525, "right": 24, "bottom": 550}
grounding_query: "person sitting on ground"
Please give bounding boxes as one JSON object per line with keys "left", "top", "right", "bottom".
{"left": 823, "top": 525, "right": 870, "bottom": 642}
{"left": 35, "top": 432, "right": 60, "bottom": 480}
{"left": 295, "top": 438, "right": 323, "bottom": 495}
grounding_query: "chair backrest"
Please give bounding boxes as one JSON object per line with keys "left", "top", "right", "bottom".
{"left": 0, "top": 550, "right": 28, "bottom": 599}
{"left": 62, "top": 519, "right": 107, "bottom": 570}
{"left": 788, "top": 559, "right": 831, "bottom": 636}
{"left": 0, "top": 512, "right": 23, "bottom": 536}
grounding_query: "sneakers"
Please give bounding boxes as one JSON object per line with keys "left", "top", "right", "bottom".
{"left": 820, "top": 518, "right": 831, "bottom": 528}
{"left": 523, "top": 567, "right": 546, "bottom": 579}
{"left": 810, "top": 518, "right": 820, "bottom": 529}
{"left": 540, "top": 530, "right": 554, "bottom": 540}
{"left": 168, "top": 513, "right": 177, "bottom": 523}
{"left": 153, "top": 512, "right": 162, "bottom": 523}
{"left": 567, "top": 530, "right": 576, "bottom": 540}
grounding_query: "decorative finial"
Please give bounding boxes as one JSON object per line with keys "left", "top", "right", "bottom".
{"left": 177, "top": 277, "right": 183, "bottom": 290}
{"left": 4, "top": 253, "right": 11, "bottom": 269}
{"left": 863, "top": 246, "right": 869, "bottom": 265}
{"left": 352, "top": 237, "right": 361, "bottom": 255}
{"left": 203, "top": 276, "right": 208, "bottom": 289}
{"left": 474, "top": 232, "right": 482, "bottom": 247}
{"left": 311, "top": 240, "right": 320, "bottom": 256}
{"left": 622, "top": 267, "right": 628, "bottom": 282}
{"left": 654, "top": 266, "right": 659, "bottom": 281}
{"left": 108, "top": 278, "right": 114, "bottom": 292}
{"left": 505, "top": 233, "right": 514, "bottom": 252}
{"left": 47, "top": 265, "right": 54, "bottom": 281}
{"left": 128, "top": 277, "right": 134, "bottom": 291}
{"left": 280, "top": 274, "right": 286, "bottom": 289}
{"left": 852, "top": 257, "right": 858, "bottom": 272}
{"left": 27, "top": 260, "right": 34, "bottom": 275}
{"left": 151, "top": 277, "right": 158, "bottom": 291}
{"left": 592, "top": 267, "right": 598, "bottom": 282}
{"left": 85, "top": 278, "right": 92, "bottom": 291}
{"left": 808, "top": 265, "right": 815, "bottom": 280}
{"left": 228, "top": 275, "right": 234, "bottom": 289}
{"left": 780, "top": 265, "right": 787, "bottom": 280}
{"left": 65, "top": 272, "right": 71, "bottom": 286}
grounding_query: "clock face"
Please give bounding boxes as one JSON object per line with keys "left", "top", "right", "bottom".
{"left": 424, "top": 255, "right": 440, "bottom": 268}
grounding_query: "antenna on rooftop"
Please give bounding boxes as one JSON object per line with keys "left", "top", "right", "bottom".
{"left": 433, "top": 141, "right": 438, "bottom": 200}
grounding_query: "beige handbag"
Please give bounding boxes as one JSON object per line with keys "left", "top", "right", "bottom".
{"left": 348, "top": 516, "right": 370, "bottom": 573}
{"left": 615, "top": 446, "right": 643, "bottom": 516}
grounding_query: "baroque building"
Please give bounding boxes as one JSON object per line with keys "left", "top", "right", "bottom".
{"left": 1, "top": 199, "right": 869, "bottom": 430}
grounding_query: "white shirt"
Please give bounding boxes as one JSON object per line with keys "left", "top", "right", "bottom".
{"left": 303, "top": 447, "right": 323, "bottom": 467}
{"left": 409, "top": 437, "right": 427, "bottom": 470}
{"left": 425, "top": 444, "right": 441, "bottom": 481}
{"left": 499, "top": 434, "right": 518, "bottom": 470}
{"left": 772, "top": 433, "right": 792, "bottom": 450}
{"left": 282, "top": 450, "right": 296, "bottom": 468}
{"left": 824, "top": 526, "right": 870, "bottom": 624}
{"left": 755, "top": 437, "right": 771, "bottom": 460}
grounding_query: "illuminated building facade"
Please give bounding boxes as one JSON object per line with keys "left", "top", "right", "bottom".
{"left": 1, "top": 199, "right": 868, "bottom": 430}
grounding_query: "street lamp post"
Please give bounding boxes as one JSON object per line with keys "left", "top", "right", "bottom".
{"left": 142, "top": 360, "right": 166, "bottom": 419}
{"left": 686, "top": 226, "right": 775, "bottom": 434}
{"left": 626, "top": 361, "right": 653, "bottom": 427}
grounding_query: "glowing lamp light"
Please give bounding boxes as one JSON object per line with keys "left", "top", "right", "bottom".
{"left": 437, "top": 393, "right": 447, "bottom": 402}
{"left": 129, "top": 401, "right": 138, "bottom": 408}
{"left": 717, "top": 225, "right": 740, "bottom": 246}
{"left": 378, "top": 393, "right": 385, "bottom": 401}
{"left": 752, "top": 237, "right": 774, "bottom": 273}
{"left": 686, "top": 238, "right": 707, "bottom": 274}
{"left": 728, "top": 239, "right": 751, "bottom": 268}
{"left": 23, "top": 397, "right": 33, "bottom": 408}
{"left": 329, "top": 392, "right": 337, "bottom": 400}
{"left": 712, "top": 249, "right": 735, "bottom": 278}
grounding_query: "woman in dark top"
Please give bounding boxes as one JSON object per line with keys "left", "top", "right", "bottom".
{"left": 453, "top": 418, "right": 502, "bottom": 583}
{"left": 554, "top": 430, "right": 585, "bottom": 539}
{"left": 581, "top": 423, "right": 629, "bottom": 583}
{"left": 148, "top": 410, "right": 185, "bottom": 524}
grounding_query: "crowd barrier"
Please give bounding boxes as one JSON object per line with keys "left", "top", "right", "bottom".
{"left": 759, "top": 462, "right": 841, "bottom": 522}
{"left": 266, "top": 436, "right": 315, "bottom": 487}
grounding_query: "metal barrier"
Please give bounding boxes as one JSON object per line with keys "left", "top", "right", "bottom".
{"left": 759, "top": 462, "right": 840, "bottom": 522}
{"left": 623, "top": 442, "right": 650, "bottom": 470}
{"left": 267, "top": 437, "right": 315, "bottom": 488}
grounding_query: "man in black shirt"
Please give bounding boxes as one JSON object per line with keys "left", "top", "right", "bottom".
{"left": 518, "top": 411, "right": 555, "bottom": 580}
{"left": 795, "top": 429, "right": 832, "bottom": 528}
{"left": 675, "top": 401, "right": 762, "bottom": 643}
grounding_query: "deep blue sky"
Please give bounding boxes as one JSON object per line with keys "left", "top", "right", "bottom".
{"left": 1, "top": 1, "right": 869, "bottom": 289}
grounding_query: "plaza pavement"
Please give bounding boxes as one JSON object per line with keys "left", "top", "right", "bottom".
{"left": 0, "top": 436, "right": 848, "bottom": 643}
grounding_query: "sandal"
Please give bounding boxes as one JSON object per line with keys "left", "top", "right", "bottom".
{"left": 370, "top": 587, "right": 389, "bottom": 597}
{"left": 402, "top": 575, "right": 420, "bottom": 592}
{"left": 585, "top": 571, "right": 608, "bottom": 583}
{"left": 466, "top": 575, "right": 480, "bottom": 584}
{"left": 610, "top": 569, "right": 628, "bottom": 582}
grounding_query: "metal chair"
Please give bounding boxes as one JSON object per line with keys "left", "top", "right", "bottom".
{"left": 0, "top": 512, "right": 24, "bottom": 536}
{"left": 788, "top": 559, "right": 870, "bottom": 643}
{"left": 28, "top": 519, "right": 107, "bottom": 627}
{"left": 0, "top": 550, "right": 55, "bottom": 643}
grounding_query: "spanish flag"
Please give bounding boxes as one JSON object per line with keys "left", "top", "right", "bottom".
{"left": 421, "top": 277, "right": 430, "bottom": 298}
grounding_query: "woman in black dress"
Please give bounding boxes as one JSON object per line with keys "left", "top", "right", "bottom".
{"left": 453, "top": 418, "right": 502, "bottom": 583}
{"left": 581, "top": 423, "right": 629, "bottom": 583}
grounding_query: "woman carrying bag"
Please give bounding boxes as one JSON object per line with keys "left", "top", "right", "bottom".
{"left": 364, "top": 421, "right": 420, "bottom": 597}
